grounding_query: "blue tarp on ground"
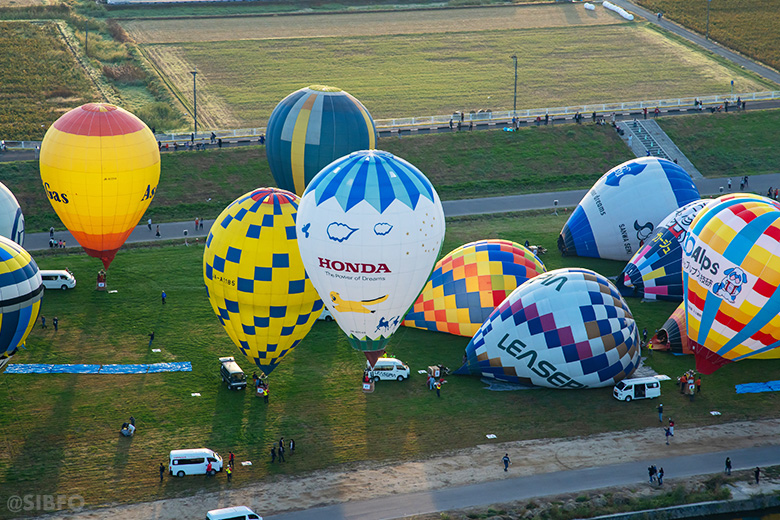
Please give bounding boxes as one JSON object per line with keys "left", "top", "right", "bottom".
{"left": 5, "top": 363, "right": 192, "bottom": 374}
{"left": 735, "top": 380, "right": 780, "bottom": 394}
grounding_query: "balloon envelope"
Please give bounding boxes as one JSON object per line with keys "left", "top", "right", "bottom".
{"left": 266, "top": 85, "right": 377, "bottom": 196}
{"left": 403, "top": 239, "right": 546, "bottom": 337}
{"left": 0, "top": 236, "right": 43, "bottom": 371}
{"left": 650, "top": 302, "right": 693, "bottom": 354}
{"left": 559, "top": 157, "right": 700, "bottom": 261}
{"left": 296, "top": 150, "right": 445, "bottom": 359}
{"left": 203, "top": 188, "right": 323, "bottom": 375}
{"left": 39, "top": 103, "right": 160, "bottom": 269}
{"left": 618, "top": 199, "right": 708, "bottom": 301}
{"left": 456, "top": 268, "right": 640, "bottom": 388}
{"left": 0, "top": 181, "right": 25, "bottom": 245}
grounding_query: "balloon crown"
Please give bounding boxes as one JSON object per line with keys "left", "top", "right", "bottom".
{"left": 81, "top": 103, "right": 119, "bottom": 113}
{"left": 307, "top": 85, "right": 342, "bottom": 92}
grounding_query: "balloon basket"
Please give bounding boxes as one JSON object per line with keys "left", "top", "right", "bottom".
{"left": 362, "top": 382, "right": 374, "bottom": 393}
{"left": 96, "top": 269, "right": 107, "bottom": 291}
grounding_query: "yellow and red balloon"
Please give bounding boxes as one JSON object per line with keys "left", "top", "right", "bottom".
{"left": 39, "top": 103, "right": 160, "bottom": 269}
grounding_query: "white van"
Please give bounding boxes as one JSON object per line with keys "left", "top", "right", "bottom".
{"left": 318, "top": 307, "right": 334, "bottom": 321}
{"left": 40, "top": 269, "right": 76, "bottom": 290}
{"left": 206, "top": 506, "right": 262, "bottom": 520}
{"left": 613, "top": 377, "right": 662, "bottom": 402}
{"left": 366, "top": 357, "right": 410, "bottom": 382}
{"left": 169, "top": 448, "right": 223, "bottom": 477}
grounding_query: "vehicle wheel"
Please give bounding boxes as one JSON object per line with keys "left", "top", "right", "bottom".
{"left": 177, "top": 471, "right": 185, "bottom": 478}
{"left": 373, "top": 376, "right": 380, "bottom": 383}
{"left": 325, "top": 316, "right": 333, "bottom": 322}
{"left": 209, "top": 469, "right": 217, "bottom": 476}
{"left": 397, "top": 375, "right": 405, "bottom": 381}
{"left": 61, "top": 285, "right": 68, "bottom": 290}
{"left": 625, "top": 396, "right": 632, "bottom": 402}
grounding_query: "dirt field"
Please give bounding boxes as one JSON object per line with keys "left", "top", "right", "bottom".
{"left": 122, "top": 3, "right": 624, "bottom": 44}
{"left": 35, "top": 418, "right": 780, "bottom": 519}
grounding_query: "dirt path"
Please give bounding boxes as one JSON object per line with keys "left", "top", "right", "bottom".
{"left": 38, "top": 417, "right": 780, "bottom": 519}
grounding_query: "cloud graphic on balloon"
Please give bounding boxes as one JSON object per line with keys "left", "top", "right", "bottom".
{"left": 374, "top": 223, "right": 393, "bottom": 236}
{"left": 327, "top": 222, "right": 358, "bottom": 242}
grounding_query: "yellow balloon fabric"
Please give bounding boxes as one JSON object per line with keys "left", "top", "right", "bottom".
{"left": 39, "top": 103, "right": 160, "bottom": 269}
{"left": 203, "top": 188, "right": 323, "bottom": 375}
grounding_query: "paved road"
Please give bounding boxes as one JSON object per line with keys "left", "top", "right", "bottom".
{"left": 265, "top": 445, "right": 780, "bottom": 520}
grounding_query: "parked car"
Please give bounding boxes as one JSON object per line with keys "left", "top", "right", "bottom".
{"left": 220, "top": 356, "right": 247, "bottom": 390}
{"left": 206, "top": 506, "right": 262, "bottom": 520}
{"left": 613, "top": 377, "right": 662, "bottom": 402}
{"left": 169, "top": 448, "right": 223, "bottom": 477}
{"left": 40, "top": 269, "right": 76, "bottom": 290}
{"left": 365, "top": 357, "right": 410, "bottom": 382}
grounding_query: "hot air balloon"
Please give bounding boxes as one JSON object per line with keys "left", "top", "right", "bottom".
{"left": 455, "top": 268, "right": 640, "bottom": 389}
{"left": 618, "top": 199, "right": 709, "bottom": 301}
{"left": 266, "top": 85, "right": 377, "bottom": 196}
{"left": 558, "top": 157, "right": 700, "bottom": 261}
{"left": 39, "top": 103, "right": 160, "bottom": 269}
{"left": 683, "top": 194, "right": 780, "bottom": 374}
{"left": 650, "top": 303, "right": 693, "bottom": 354}
{"left": 403, "top": 240, "right": 546, "bottom": 337}
{"left": 0, "top": 236, "right": 43, "bottom": 371}
{"left": 296, "top": 150, "right": 445, "bottom": 367}
{"left": 0, "top": 181, "right": 25, "bottom": 245}
{"left": 203, "top": 188, "right": 323, "bottom": 375}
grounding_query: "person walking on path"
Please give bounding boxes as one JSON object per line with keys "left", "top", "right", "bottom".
{"left": 502, "top": 453, "right": 511, "bottom": 472}
{"left": 161, "top": 291, "right": 166, "bottom": 305}
{"left": 270, "top": 446, "right": 276, "bottom": 463}
{"left": 53, "top": 316, "right": 58, "bottom": 331}
{"left": 148, "top": 331, "right": 154, "bottom": 348}
{"left": 658, "top": 467, "right": 664, "bottom": 485}
{"left": 156, "top": 225, "right": 161, "bottom": 238}
{"left": 148, "top": 218, "right": 152, "bottom": 231}
{"left": 49, "top": 227, "right": 54, "bottom": 239}
{"left": 41, "top": 316, "right": 46, "bottom": 329}
{"left": 200, "top": 218, "right": 204, "bottom": 231}
{"left": 725, "top": 457, "right": 732, "bottom": 475}
{"left": 657, "top": 403, "right": 663, "bottom": 422}
{"left": 226, "top": 465, "right": 232, "bottom": 482}
{"left": 755, "top": 467, "right": 761, "bottom": 484}
{"left": 648, "top": 465, "right": 656, "bottom": 483}
{"left": 664, "top": 427, "right": 672, "bottom": 445}
{"left": 289, "top": 439, "right": 295, "bottom": 454}
{"left": 669, "top": 419, "right": 675, "bottom": 436}
{"left": 195, "top": 217, "right": 199, "bottom": 230}
{"left": 159, "top": 462, "right": 165, "bottom": 482}
{"left": 278, "top": 443, "right": 286, "bottom": 462}
{"left": 728, "top": 178, "right": 732, "bottom": 190}
{"left": 229, "top": 451, "right": 235, "bottom": 468}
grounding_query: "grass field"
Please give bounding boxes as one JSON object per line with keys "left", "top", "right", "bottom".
{"left": 138, "top": 21, "right": 773, "bottom": 129}
{"left": 0, "top": 21, "right": 99, "bottom": 140}
{"left": 5, "top": 106, "right": 780, "bottom": 233}
{"left": 636, "top": 0, "right": 780, "bottom": 72}
{"left": 2, "top": 212, "right": 780, "bottom": 514}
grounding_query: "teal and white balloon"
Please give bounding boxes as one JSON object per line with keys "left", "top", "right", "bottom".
{"left": 0, "top": 181, "right": 25, "bottom": 245}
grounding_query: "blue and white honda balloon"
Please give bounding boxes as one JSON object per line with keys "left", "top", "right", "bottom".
{"left": 296, "top": 150, "right": 445, "bottom": 367}
{"left": 455, "top": 268, "right": 640, "bottom": 389}
{"left": 0, "top": 181, "right": 25, "bottom": 245}
{"left": 558, "top": 157, "right": 700, "bottom": 261}
{"left": 618, "top": 199, "right": 709, "bottom": 301}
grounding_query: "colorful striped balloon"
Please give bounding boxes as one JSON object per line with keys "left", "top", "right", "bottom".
{"left": 403, "top": 240, "right": 546, "bottom": 337}
{"left": 683, "top": 194, "right": 780, "bottom": 373}
{"left": 203, "top": 188, "right": 323, "bottom": 375}
{"left": 0, "top": 236, "right": 43, "bottom": 371}
{"left": 650, "top": 303, "right": 693, "bottom": 355}
{"left": 266, "top": 85, "right": 377, "bottom": 196}
{"left": 39, "top": 103, "right": 160, "bottom": 269}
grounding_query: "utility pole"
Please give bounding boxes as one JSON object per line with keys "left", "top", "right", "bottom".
{"left": 190, "top": 70, "right": 198, "bottom": 136}
{"left": 511, "top": 55, "right": 518, "bottom": 116}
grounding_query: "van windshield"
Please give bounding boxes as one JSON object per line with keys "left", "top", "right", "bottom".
{"left": 231, "top": 372, "right": 245, "bottom": 382}
{"left": 615, "top": 381, "right": 626, "bottom": 390}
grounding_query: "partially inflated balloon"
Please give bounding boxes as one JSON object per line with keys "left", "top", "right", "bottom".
{"left": 650, "top": 303, "right": 693, "bottom": 354}
{"left": 266, "top": 85, "right": 377, "bottom": 196}
{"left": 683, "top": 194, "right": 780, "bottom": 374}
{"left": 204, "top": 188, "right": 323, "bottom": 375}
{"left": 558, "top": 157, "right": 700, "bottom": 261}
{"left": 403, "top": 240, "right": 546, "bottom": 337}
{"left": 618, "top": 200, "right": 708, "bottom": 301}
{"left": 455, "top": 268, "right": 640, "bottom": 388}
{"left": 296, "top": 150, "right": 445, "bottom": 366}
{"left": 0, "top": 236, "right": 43, "bottom": 371}
{"left": 39, "top": 103, "right": 160, "bottom": 269}
{"left": 0, "top": 181, "right": 24, "bottom": 245}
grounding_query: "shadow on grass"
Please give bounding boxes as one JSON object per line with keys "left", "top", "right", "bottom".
{"left": 3, "top": 374, "right": 77, "bottom": 495}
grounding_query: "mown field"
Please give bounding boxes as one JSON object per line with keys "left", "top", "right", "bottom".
{"left": 138, "top": 22, "right": 773, "bottom": 129}
{"left": 636, "top": 0, "right": 780, "bottom": 72}
{"left": 5, "top": 107, "right": 779, "bottom": 234}
{"left": 0, "top": 21, "right": 99, "bottom": 140}
{"left": 3, "top": 212, "right": 780, "bottom": 514}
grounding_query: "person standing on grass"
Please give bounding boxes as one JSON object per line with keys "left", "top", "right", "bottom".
{"left": 53, "top": 316, "right": 58, "bottom": 331}
{"left": 658, "top": 467, "right": 664, "bottom": 485}
{"left": 696, "top": 376, "right": 702, "bottom": 394}
{"left": 278, "top": 442, "right": 286, "bottom": 462}
{"left": 148, "top": 331, "right": 154, "bottom": 348}
{"left": 161, "top": 291, "right": 167, "bottom": 305}
{"left": 229, "top": 451, "right": 235, "bottom": 468}
{"left": 502, "top": 453, "right": 511, "bottom": 472}
{"left": 41, "top": 316, "right": 46, "bottom": 329}
{"left": 206, "top": 461, "right": 212, "bottom": 476}
{"left": 270, "top": 446, "right": 276, "bottom": 463}
{"left": 435, "top": 380, "right": 441, "bottom": 397}
{"left": 226, "top": 465, "right": 232, "bottom": 482}
{"left": 657, "top": 403, "right": 663, "bottom": 422}
{"left": 159, "top": 463, "right": 165, "bottom": 482}
{"left": 289, "top": 439, "right": 295, "bottom": 454}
